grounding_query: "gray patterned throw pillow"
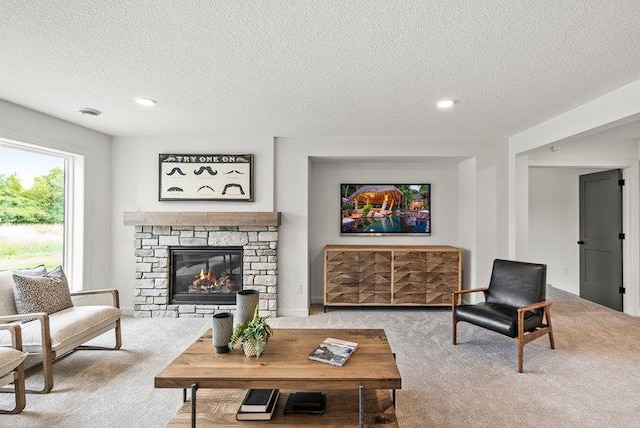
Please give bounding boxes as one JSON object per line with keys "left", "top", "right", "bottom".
{"left": 12, "top": 266, "right": 74, "bottom": 316}
{"left": 0, "top": 265, "right": 47, "bottom": 316}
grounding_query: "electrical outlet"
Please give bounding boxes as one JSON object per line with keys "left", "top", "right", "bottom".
{"left": 563, "top": 267, "right": 569, "bottom": 275}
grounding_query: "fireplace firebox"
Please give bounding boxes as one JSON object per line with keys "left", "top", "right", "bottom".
{"left": 169, "top": 246, "right": 243, "bottom": 305}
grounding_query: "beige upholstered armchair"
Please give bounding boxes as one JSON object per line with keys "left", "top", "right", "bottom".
{"left": 0, "top": 266, "right": 122, "bottom": 393}
{"left": 0, "top": 322, "right": 27, "bottom": 413}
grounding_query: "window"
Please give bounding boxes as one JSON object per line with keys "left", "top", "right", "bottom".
{"left": 0, "top": 140, "right": 83, "bottom": 289}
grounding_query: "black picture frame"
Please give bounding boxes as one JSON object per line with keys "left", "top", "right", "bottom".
{"left": 159, "top": 154, "right": 254, "bottom": 201}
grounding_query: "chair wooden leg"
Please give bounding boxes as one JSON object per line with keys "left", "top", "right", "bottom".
{"left": 0, "top": 364, "right": 26, "bottom": 414}
{"left": 545, "top": 306, "right": 555, "bottom": 349}
{"left": 23, "top": 343, "right": 54, "bottom": 393}
{"left": 34, "top": 347, "right": 54, "bottom": 394}
{"left": 517, "top": 338, "right": 524, "bottom": 373}
{"left": 452, "top": 293, "right": 458, "bottom": 345}
{"left": 35, "top": 314, "right": 54, "bottom": 393}
{"left": 114, "top": 318, "right": 122, "bottom": 350}
{"left": 453, "top": 319, "right": 458, "bottom": 345}
{"left": 13, "top": 363, "right": 26, "bottom": 413}
{"left": 517, "top": 310, "right": 525, "bottom": 373}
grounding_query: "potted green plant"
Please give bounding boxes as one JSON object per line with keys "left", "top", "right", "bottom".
{"left": 229, "top": 306, "right": 273, "bottom": 358}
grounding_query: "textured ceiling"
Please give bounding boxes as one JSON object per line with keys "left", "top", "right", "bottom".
{"left": 1, "top": 1, "right": 640, "bottom": 138}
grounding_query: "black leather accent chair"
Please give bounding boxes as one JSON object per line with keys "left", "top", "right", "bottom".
{"left": 452, "top": 259, "right": 555, "bottom": 372}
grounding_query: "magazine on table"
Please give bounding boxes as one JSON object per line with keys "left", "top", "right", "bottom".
{"left": 308, "top": 337, "right": 358, "bottom": 367}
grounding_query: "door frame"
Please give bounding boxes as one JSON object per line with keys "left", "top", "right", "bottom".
{"left": 525, "top": 159, "right": 639, "bottom": 316}
{"left": 579, "top": 168, "right": 623, "bottom": 311}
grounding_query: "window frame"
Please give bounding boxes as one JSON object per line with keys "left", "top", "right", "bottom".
{"left": 0, "top": 139, "right": 84, "bottom": 290}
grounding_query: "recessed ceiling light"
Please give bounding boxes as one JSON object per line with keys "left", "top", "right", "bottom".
{"left": 78, "top": 107, "right": 102, "bottom": 117}
{"left": 135, "top": 97, "right": 157, "bottom": 107}
{"left": 437, "top": 99, "right": 455, "bottom": 109}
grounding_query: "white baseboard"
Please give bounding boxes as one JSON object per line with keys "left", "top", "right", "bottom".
{"left": 120, "top": 306, "right": 310, "bottom": 318}
{"left": 277, "top": 308, "right": 309, "bottom": 317}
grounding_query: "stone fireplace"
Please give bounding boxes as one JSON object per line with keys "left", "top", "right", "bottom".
{"left": 124, "top": 212, "right": 280, "bottom": 318}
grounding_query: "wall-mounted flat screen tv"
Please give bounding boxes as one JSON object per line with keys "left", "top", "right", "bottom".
{"left": 341, "top": 184, "right": 431, "bottom": 235}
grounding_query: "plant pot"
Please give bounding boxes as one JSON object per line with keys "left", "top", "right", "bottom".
{"left": 236, "top": 289, "right": 259, "bottom": 326}
{"left": 242, "top": 340, "right": 257, "bottom": 358}
{"left": 211, "top": 312, "right": 233, "bottom": 354}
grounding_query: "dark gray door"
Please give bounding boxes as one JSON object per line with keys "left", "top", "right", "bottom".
{"left": 579, "top": 169, "right": 623, "bottom": 311}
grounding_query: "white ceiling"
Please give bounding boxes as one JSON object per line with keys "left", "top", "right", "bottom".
{"left": 1, "top": 1, "right": 640, "bottom": 138}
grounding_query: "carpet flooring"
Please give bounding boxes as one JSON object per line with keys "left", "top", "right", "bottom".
{"left": 1, "top": 286, "right": 639, "bottom": 427}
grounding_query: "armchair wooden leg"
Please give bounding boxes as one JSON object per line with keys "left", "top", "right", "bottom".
{"left": 517, "top": 338, "right": 524, "bottom": 374}
{"left": 42, "top": 358, "right": 53, "bottom": 393}
{"left": 30, "top": 347, "right": 54, "bottom": 394}
{"left": 20, "top": 351, "right": 54, "bottom": 394}
{"left": 114, "top": 318, "right": 122, "bottom": 350}
{"left": 545, "top": 306, "right": 555, "bottom": 349}
{"left": 517, "top": 310, "right": 525, "bottom": 373}
{"left": 452, "top": 319, "right": 458, "bottom": 345}
{"left": 0, "top": 364, "right": 26, "bottom": 414}
{"left": 452, "top": 293, "right": 458, "bottom": 345}
{"left": 13, "top": 363, "right": 25, "bottom": 413}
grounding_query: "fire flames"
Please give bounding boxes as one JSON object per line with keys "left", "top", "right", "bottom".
{"left": 200, "top": 269, "right": 211, "bottom": 281}
{"left": 191, "top": 268, "right": 233, "bottom": 293}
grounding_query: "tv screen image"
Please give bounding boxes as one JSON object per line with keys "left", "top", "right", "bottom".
{"left": 340, "top": 184, "right": 431, "bottom": 235}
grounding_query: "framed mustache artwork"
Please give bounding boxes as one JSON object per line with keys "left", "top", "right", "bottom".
{"left": 158, "top": 154, "right": 254, "bottom": 201}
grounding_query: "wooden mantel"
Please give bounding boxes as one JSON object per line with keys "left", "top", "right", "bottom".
{"left": 123, "top": 211, "right": 281, "bottom": 227}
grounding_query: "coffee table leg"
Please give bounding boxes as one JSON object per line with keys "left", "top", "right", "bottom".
{"left": 391, "top": 352, "right": 396, "bottom": 406}
{"left": 191, "top": 383, "right": 199, "bottom": 428}
{"left": 358, "top": 384, "right": 364, "bottom": 428}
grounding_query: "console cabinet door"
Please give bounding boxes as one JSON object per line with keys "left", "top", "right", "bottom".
{"left": 393, "top": 251, "right": 428, "bottom": 304}
{"left": 325, "top": 250, "right": 392, "bottom": 304}
{"left": 358, "top": 251, "right": 392, "bottom": 304}
{"left": 393, "top": 250, "right": 459, "bottom": 304}
{"left": 325, "top": 250, "right": 360, "bottom": 304}
{"left": 424, "top": 251, "right": 459, "bottom": 304}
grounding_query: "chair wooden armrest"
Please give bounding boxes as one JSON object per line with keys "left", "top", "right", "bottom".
{"left": 0, "top": 312, "right": 49, "bottom": 324}
{"left": 452, "top": 287, "right": 488, "bottom": 306}
{"left": 71, "top": 288, "right": 120, "bottom": 308}
{"left": 517, "top": 300, "right": 551, "bottom": 313}
{"left": 0, "top": 322, "right": 23, "bottom": 350}
{"left": 452, "top": 287, "right": 489, "bottom": 296}
{"left": 0, "top": 313, "right": 50, "bottom": 341}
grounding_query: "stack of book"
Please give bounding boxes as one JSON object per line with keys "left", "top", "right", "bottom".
{"left": 284, "top": 391, "right": 326, "bottom": 414}
{"left": 235, "top": 388, "right": 280, "bottom": 421}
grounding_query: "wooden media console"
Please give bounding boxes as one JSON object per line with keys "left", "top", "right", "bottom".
{"left": 324, "top": 245, "right": 461, "bottom": 308}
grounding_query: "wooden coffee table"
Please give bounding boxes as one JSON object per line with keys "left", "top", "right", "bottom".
{"left": 155, "top": 328, "right": 402, "bottom": 427}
